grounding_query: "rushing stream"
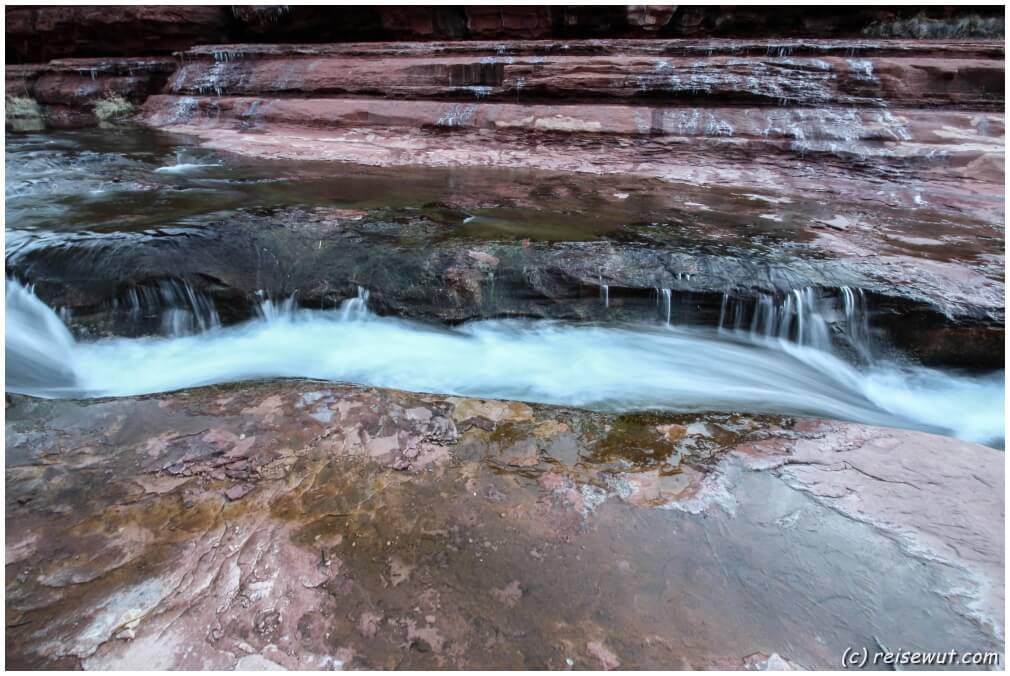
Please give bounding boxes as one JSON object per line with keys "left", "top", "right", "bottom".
{"left": 6, "top": 279, "right": 1003, "bottom": 444}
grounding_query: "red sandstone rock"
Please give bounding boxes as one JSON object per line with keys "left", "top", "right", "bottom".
{"left": 5, "top": 64, "right": 44, "bottom": 97}
{"left": 586, "top": 641, "right": 621, "bottom": 670}
{"left": 141, "top": 108, "right": 1004, "bottom": 229}
{"left": 465, "top": 6, "right": 553, "bottom": 38}
{"left": 8, "top": 57, "right": 175, "bottom": 128}
{"left": 163, "top": 49, "right": 1003, "bottom": 109}
{"left": 179, "top": 38, "right": 1005, "bottom": 60}
{"left": 8, "top": 7, "right": 1003, "bottom": 63}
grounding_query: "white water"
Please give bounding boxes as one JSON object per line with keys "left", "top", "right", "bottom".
{"left": 153, "top": 162, "right": 222, "bottom": 174}
{"left": 153, "top": 152, "right": 222, "bottom": 174}
{"left": 5, "top": 280, "right": 1003, "bottom": 444}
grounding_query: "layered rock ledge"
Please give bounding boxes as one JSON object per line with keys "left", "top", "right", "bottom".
{"left": 5, "top": 9, "right": 1005, "bottom": 671}
{"left": 6, "top": 381, "right": 1003, "bottom": 669}
{"left": 137, "top": 38, "right": 1004, "bottom": 219}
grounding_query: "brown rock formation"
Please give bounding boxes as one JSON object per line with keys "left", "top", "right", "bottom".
{"left": 5, "top": 9, "right": 1005, "bottom": 671}
{"left": 158, "top": 45, "right": 1003, "bottom": 108}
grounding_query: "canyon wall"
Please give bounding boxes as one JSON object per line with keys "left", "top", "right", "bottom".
{"left": 8, "top": 5, "right": 1003, "bottom": 63}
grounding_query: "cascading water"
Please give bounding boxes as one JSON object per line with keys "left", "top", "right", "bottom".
{"left": 120, "top": 278, "right": 222, "bottom": 336}
{"left": 337, "top": 286, "right": 370, "bottom": 321}
{"left": 256, "top": 291, "right": 299, "bottom": 322}
{"left": 657, "top": 288, "right": 672, "bottom": 325}
{"left": 153, "top": 150, "right": 222, "bottom": 173}
{"left": 839, "top": 286, "right": 872, "bottom": 360}
{"left": 5, "top": 280, "right": 79, "bottom": 396}
{"left": 4, "top": 279, "right": 1003, "bottom": 445}
{"left": 717, "top": 286, "right": 872, "bottom": 359}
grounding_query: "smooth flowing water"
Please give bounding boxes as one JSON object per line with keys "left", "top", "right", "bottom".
{"left": 6, "top": 279, "right": 1003, "bottom": 445}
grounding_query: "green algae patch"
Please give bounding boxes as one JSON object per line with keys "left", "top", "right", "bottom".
{"left": 5, "top": 95, "right": 45, "bottom": 132}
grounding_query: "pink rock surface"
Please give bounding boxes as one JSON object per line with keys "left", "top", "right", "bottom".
{"left": 6, "top": 382, "right": 1003, "bottom": 668}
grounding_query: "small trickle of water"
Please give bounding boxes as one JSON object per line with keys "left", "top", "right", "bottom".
{"left": 154, "top": 151, "right": 221, "bottom": 174}
{"left": 338, "top": 286, "right": 370, "bottom": 321}
{"left": 658, "top": 288, "right": 672, "bottom": 325}
{"left": 600, "top": 282, "right": 610, "bottom": 308}
{"left": 257, "top": 291, "right": 298, "bottom": 322}
{"left": 840, "top": 286, "right": 872, "bottom": 360}
{"left": 122, "top": 279, "right": 221, "bottom": 336}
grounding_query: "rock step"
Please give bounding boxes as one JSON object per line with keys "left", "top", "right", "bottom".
{"left": 180, "top": 38, "right": 1006, "bottom": 60}
{"left": 9, "top": 37, "right": 1003, "bottom": 131}
{"left": 141, "top": 95, "right": 1003, "bottom": 165}
{"left": 136, "top": 114, "right": 1004, "bottom": 227}
{"left": 8, "top": 219, "right": 1002, "bottom": 367}
{"left": 7, "top": 57, "right": 176, "bottom": 129}
{"left": 162, "top": 48, "right": 1004, "bottom": 108}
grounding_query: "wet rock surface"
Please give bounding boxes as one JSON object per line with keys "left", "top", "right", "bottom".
{"left": 8, "top": 22, "right": 1003, "bottom": 374}
{"left": 160, "top": 43, "right": 1004, "bottom": 109}
{"left": 5, "top": 380, "right": 1003, "bottom": 669}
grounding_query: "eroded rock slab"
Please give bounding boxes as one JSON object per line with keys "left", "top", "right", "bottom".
{"left": 6, "top": 381, "right": 1003, "bottom": 669}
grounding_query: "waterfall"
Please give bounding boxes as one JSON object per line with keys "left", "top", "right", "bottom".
{"left": 600, "top": 283, "right": 609, "bottom": 308}
{"left": 658, "top": 288, "right": 672, "bottom": 325}
{"left": 256, "top": 291, "right": 298, "bottom": 322}
{"left": 257, "top": 288, "right": 369, "bottom": 323}
{"left": 840, "top": 286, "right": 872, "bottom": 360}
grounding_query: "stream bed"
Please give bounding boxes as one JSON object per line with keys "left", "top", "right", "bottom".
{"left": 4, "top": 123, "right": 1006, "bottom": 671}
